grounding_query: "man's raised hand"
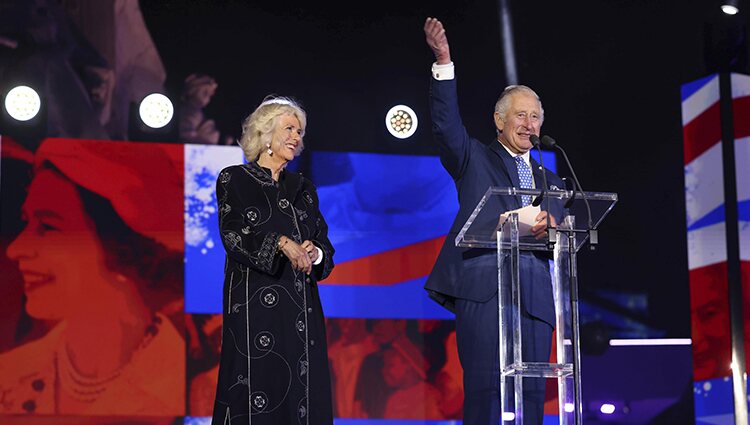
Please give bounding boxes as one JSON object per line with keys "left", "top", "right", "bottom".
{"left": 424, "top": 17, "right": 451, "bottom": 65}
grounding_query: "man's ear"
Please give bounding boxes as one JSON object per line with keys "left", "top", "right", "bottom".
{"left": 493, "top": 111, "right": 504, "bottom": 133}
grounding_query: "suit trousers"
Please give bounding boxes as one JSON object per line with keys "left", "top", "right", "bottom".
{"left": 455, "top": 294, "right": 553, "bottom": 425}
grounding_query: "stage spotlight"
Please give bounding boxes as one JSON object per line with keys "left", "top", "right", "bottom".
{"left": 138, "top": 93, "right": 174, "bottom": 129}
{"left": 501, "top": 411, "right": 515, "bottom": 421}
{"left": 564, "top": 403, "right": 575, "bottom": 413}
{"left": 128, "top": 93, "right": 178, "bottom": 142}
{"left": 600, "top": 403, "right": 616, "bottom": 414}
{"left": 1, "top": 84, "right": 46, "bottom": 144}
{"left": 722, "top": 0, "right": 740, "bottom": 15}
{"left": 4, "top": 85, "right": 41, "bottom": 122}
{"left": 385, "top": 104, "right": 418, "bottom": 139}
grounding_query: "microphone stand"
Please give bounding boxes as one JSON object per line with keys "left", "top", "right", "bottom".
{"left": 540, "top": 135, "right": 592, "bottom": 425}
{"left": 530, "top": 135, "right": 555, "bottom": 250}
{"left": 541, "top": 136, "right": 596, "bottom": 248}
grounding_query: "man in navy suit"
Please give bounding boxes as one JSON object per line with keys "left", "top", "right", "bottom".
{"left": 423, "top": 17, "right": 565, "bottom": 425}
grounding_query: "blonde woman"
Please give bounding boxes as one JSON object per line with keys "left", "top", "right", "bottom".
{"left": 211, "top": 96, "right": 335, "bottom": 425}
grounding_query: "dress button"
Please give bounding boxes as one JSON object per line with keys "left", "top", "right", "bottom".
{"left": 310, "top": 340, "right": 315, "bottom": 346}
{"left": 307, "top": 307, "right": 313, "bottom": 313}
{"left": 22, "top": 400, "right": 36, "bottom": 412}
{"left": 305, "top": 277, "right": 311, "bottom": 284}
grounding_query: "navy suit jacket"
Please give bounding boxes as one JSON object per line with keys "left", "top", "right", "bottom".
{"left": 424, "top": 76, "right": 564, "bottom": 327}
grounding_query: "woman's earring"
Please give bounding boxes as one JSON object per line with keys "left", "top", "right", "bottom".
{"left": 266, "top": 143, "right": 273, "bottom": 156}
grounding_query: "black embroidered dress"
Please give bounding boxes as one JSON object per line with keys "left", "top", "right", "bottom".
{"left": 211, "top": 161, "right": 335, "bottom": 425}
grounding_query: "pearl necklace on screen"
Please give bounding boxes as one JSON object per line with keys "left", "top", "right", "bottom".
{"left": 54, "top": 315, "right": 161, "bottom": 403}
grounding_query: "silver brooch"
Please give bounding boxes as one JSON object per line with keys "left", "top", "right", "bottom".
{"left": 259, "top": 334, "right": 271, "bottom": 347}
{"left": 261, "top": 289, "right": 279, "bottom": 307}
{"left": 253, "top": 394, "right": 267, "bottom": 409}
{"left": 263, "top": 293, "right": 277, "bottom": 306}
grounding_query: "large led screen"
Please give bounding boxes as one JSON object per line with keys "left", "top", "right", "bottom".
{"left": 1, "top": 137, "right": 560, "bottom": 424}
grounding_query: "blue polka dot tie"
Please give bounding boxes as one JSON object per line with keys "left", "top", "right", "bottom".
{"left": 514, "top": 156, "right": 533, "bottom": 206}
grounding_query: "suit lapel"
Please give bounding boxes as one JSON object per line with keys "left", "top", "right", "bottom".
{"left": 488, "top": 141, "right": 521, "bottom": 188}
{"left": 488, "top": 141, "right": 523, "bottom": 209}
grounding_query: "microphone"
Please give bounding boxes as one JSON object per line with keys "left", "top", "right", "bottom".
{"left": 529, "top": 135, "right": 547, "bottom": 207}
{"left": 530, "top": 135, "right": 554, "bottom": 247}
{"left": 541, "top": 135, "right": 595, "bottom": 245}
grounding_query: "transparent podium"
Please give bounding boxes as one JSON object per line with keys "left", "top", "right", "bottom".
{"left": 456, "top": 187, "right": 617, "bottom": 424}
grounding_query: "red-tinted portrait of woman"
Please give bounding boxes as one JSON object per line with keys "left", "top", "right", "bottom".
{"left": 690, "top": 262, "right": 733, "bottom": 382}
{"left": 326, "top": 318, "right": 463, "bottom": 420}
{"left": 0, "top": 138, "right": 185, "bottom": 418}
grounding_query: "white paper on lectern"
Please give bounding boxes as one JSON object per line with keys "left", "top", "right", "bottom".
{"left": 495, "top": 205, "right": 541, "bottom": 237}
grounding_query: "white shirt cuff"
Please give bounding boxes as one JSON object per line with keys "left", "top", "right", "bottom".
{"left": 431, "top": 61, "right": 455, "bottom": 80}
{"left": 313, "top": 246, "right": 324, "bottom": 265}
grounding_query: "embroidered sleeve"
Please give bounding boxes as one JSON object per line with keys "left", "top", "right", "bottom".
{"left": 256, "top": 232, "right": 282, "bottom": 273}
{"left": 216, "top": 167, "right": 281, "bottom": 274}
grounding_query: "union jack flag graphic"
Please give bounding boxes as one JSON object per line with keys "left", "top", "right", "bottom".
{"left": 681, "top": 73, "right": 750, "bottom": 422}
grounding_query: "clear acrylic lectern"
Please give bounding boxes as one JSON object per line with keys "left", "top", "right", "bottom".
{"left": 455, "top": 187, "right": 617, "bottom": 425}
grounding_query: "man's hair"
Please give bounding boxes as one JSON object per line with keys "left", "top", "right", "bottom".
{"left": 494, "top": 85, "right": 545, "bottom": 123}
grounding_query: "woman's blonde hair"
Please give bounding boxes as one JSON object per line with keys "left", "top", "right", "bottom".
{"left": 238, "top": 95, "right": 307, "bottom": 161}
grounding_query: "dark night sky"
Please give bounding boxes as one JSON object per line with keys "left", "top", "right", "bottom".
{"left": 140, "top": 0, "right": 746, "bottom": 337}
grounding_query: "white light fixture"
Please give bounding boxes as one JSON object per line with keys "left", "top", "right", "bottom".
{"left": 4, "top": 85, "right": 41, "bottom": 121}
{"left": 564, "top": 403, "right": 575, "bottom": 413}
{"left": 501, "top": 411, "right": 515, "bottom": 421}
{"left": 722, "top": 0, "right": 739, "bottom": 15}
{"left": 600, "top": 403, "right": 616, "bottom": 414}
{"left": 385, "top": 104, "right": 418, "bottom": 139}
{"left": 138, "top": 93, "right": 174, "bottom": 129}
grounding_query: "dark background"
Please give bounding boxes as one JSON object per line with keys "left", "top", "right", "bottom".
{"left": 139, "top": 0, "right": 745, "bottom": 338}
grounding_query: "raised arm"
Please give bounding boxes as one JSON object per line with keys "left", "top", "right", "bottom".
{"left": 424, "top": 17, "right": 472, "bottom": 180}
